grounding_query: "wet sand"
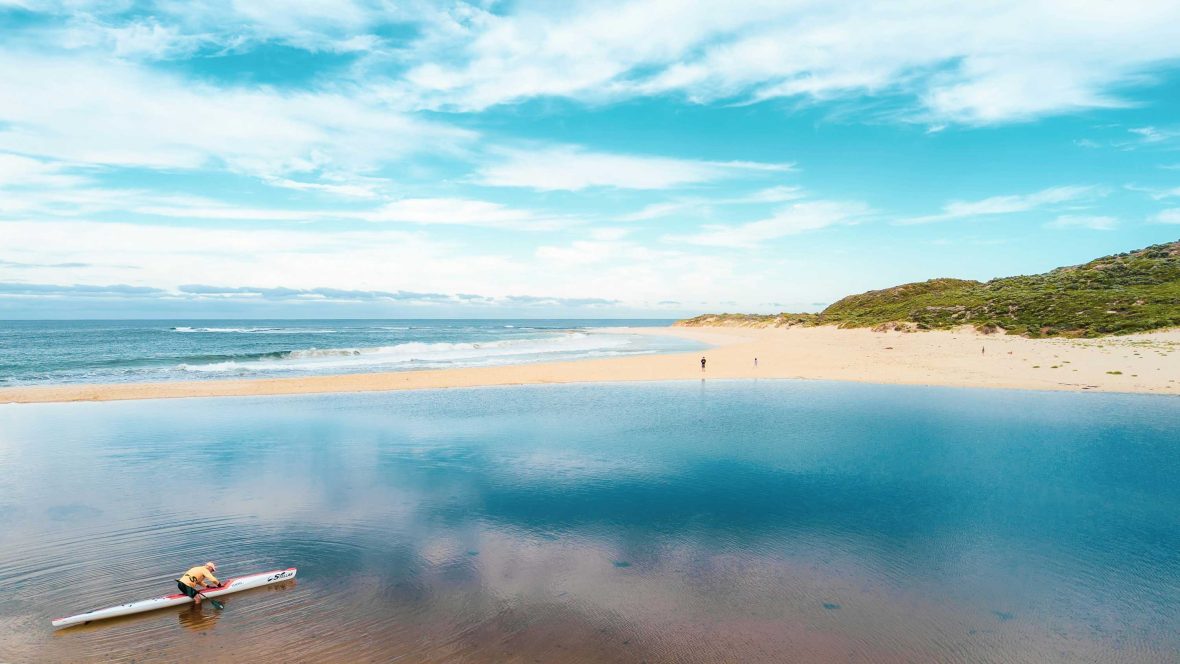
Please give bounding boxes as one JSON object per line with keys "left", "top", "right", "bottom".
{"left": 1, "top": 325, "right": 1176, "bottom": 404}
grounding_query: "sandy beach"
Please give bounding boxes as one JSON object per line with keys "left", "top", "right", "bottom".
{"left": 1, "top": 325, "right": 1176, "bottom": 404}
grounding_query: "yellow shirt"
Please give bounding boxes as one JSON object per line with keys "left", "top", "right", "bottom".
{"left": 178, "top": 566, "right": 219, "bottom": 589}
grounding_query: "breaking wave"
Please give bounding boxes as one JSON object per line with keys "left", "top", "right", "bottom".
{"left": 175, "top": 332, "right": 633, "bottom": 374}
{"left": 171, "top": 326, "right": 336, "bottom": 334}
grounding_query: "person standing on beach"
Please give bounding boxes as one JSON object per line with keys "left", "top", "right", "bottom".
{"left": 177, "top": 562, "right": 220, "bottom": 605}
{"left": 701, "top": 356, "right": 707, "bottom": 372}
{"left": 754, "top": 357, "right": 758, "bottom": 368}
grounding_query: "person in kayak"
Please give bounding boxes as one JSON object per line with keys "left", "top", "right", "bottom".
{"left": 177, "top": 562, "right": 220, "bottom": 605}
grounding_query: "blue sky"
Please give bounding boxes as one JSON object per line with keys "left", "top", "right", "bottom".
{"left": 0, "top": 1, "right": 1178, "bottom": 318}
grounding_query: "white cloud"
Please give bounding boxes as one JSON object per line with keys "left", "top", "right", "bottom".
{"left": 11, "top": 2, "right": 1180, "bottom": 127}
{"left": 616, "top": 186, "right": 806, "bottom": 222}
{"left": 0, "top": 219, "right": 514, "bottom": 296}
{"left": 0, "top": 48, "right": 472, "bottom": 181}
{"left": 901, "top": 185, "right": 1099, "bottom": 224}
{"left": 0, "top": 218, "right": 788, "bottom": 311}
{"left": 530, "top": 236, "right": 760, "bottom": 304}
{"left": 668, "top": 200, "right": 871, "bottom": 248}
{"left": 742, "top": 186, "right": 806, "bottom": 203}
{"left": 38, "top": 0, "right": 406, "bottom": 56}
{"left": 389, "top": 0, "right": 1180, "bottom": 124}
{"left": 1046, "top": 214, "right": 1118, "bottom": 230}
{"left": 618, "top": 202, "right": 695, "bottom": 222}
{"left": 921, "top": 61, "right": 1127, "bottom": 124}
{"left": 476, "top": 146, "right": 791, "bottom": 191}
{"left": 0, "top": 153, "right": 88, "bottom": 188}
{"left": 1128, "top": 126, "right": 1180, "bottom": 144}
{"left": 56, "top": 18, "right": 207, "bottom": 60}
{"left": 942, "top": 186, "right": 1094, "bottom": 216}
{"left": 1125, "top": 184, "right": 1180, "bottom": 200}
{"left": 261, "top": 174, "right": 388, "bottom": 199}
{"left": 361, "top": 198, "right": 571, "bottom": 231}
{"left": 1152, "top": 208, "right": 1180, "bottom": 224}
{"left": 2, "top": 186, "right": 570, "bottom": 231}
{"left": 588, "top": 227, "right": 632, "bottom": 241}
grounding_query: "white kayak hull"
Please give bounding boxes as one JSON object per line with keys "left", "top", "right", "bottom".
{"left": 51, "top": 567, "right": 297, "bottom": 628}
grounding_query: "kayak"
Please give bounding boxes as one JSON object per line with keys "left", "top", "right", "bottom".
{"left": 51, "top": 567, "right": 297, "bottom": 628}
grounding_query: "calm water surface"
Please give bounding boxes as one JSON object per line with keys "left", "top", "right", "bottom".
{"left": 0, "top": 381, "right": 1177, "bottom": 662}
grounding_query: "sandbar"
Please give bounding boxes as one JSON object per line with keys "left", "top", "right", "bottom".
{"left": 1, "top": 325, "right": 1176, "bottom": 404}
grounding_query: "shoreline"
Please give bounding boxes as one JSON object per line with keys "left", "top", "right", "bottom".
{"left": 1, "top": 325, "right": 1177, "bottom": 404}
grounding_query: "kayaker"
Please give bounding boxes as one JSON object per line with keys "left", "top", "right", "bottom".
{"left": 177, "top": 562, "right": 220, "bottom": 605}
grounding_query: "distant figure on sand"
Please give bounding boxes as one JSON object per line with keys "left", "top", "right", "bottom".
{"left": 754, "top": 357, "right": 758, "bottom": 368}
{"left": 701, "top": 356, "right": 707, "bottom": 372}
{"left": 982, "top": 346, "right": 985, "bottom": 355}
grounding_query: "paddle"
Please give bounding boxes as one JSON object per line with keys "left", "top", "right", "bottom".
{"left": 196, "top": 585, "right": 225, "bottom": 610}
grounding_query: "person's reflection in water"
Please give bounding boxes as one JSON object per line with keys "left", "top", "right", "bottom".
{"left": 178, "top": 601, "right": 223, "bottom": 633}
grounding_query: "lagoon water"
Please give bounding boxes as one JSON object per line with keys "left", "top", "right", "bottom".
{"left": 1, "top": 381, "right": 1178, "bottom": 662}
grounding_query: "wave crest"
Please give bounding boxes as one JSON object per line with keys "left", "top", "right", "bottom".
{"left": 174, "top": 332, "right": 629, "bottom": 374}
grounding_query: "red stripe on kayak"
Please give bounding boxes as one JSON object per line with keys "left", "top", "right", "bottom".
{"left": 53, "top": 568, "right": 296, "bottom": 623}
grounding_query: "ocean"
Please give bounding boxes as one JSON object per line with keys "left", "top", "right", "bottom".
{"left": 0, "top": 319, "right": 702, "bottom": 386}
{"left": 2, "top": 381, "right": 1177, "bottom": 662}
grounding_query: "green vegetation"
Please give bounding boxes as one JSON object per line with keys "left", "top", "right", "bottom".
{"left": 677, "top": 240, "right": 1180, "bottom": 337}
{"left": 676, "top": 312, "right": 821, "bottom": 327}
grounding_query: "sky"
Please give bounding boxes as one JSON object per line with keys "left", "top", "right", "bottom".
{"left": 0, "top": 0, "right": 1178, "bottom": 319}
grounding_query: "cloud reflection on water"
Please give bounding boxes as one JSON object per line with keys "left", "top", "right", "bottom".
{"left": 1, "top": 381, "right": 1178, "bottom": 662}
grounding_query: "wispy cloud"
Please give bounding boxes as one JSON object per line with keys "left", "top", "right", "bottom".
{"left": 900, "top": 186, "right": 1100, "bottom": 224}
{"left": 1077, "top": 126, "right": 1180, "bottom": 151}
{"left": 25, "top": 0, "right": 411, "bottom": 58}
{"left": 10, "top": 3, "right": 1180, "bottom": 131}
{"left": 0, "top": 171, "right": 572, "bottom": 231}
{"left": 1152, "top": 208, "right": 1180, "bottom": 224}
{"left": 668, "top": 200, "right": 872, "bottom": 248}
{"left": 0, "top": 48, "right": 472, "bottom": 183}
{"left": 0, "top": 259, "right": 95, "bottom": 269}
{"left": 1124, "top": 184, "right": 1180, "bottom": 200}
{"left": 1, "top": 3, "right": 1177, "bottom": 317}
{"left": 1128, "top": 126, "right": 1180, "bottom": 144}
{"left": 0, "top": 280, "right": 620, "bottom": 310}
{"left": 360, "top": 198, "right": 570, "bottom": 230}
{"left": 1046, "top": 214, "right": 1118, "bottom": 231}
{"left": 0, "top": 219, "right": 755, "bottom": 310}
{"left": 126, "top": 196, "right": 571, "bottom": 231}
{"left": 176, "top": 284, "right": 457, "bottom": 302}
{"left": 0, "top": 153, "right": 89, "bottom": 188}
{"left": 476, "top": 146, "right": 791, "bottom": 191}
{"left": 0, "top": 282, "right": 166, "bottom": 297}
{"left": 391, "top": 1, "right": 1180, "bottom": 124}
{"left": 616, "top": 186, "right": 805, "bottom": 222}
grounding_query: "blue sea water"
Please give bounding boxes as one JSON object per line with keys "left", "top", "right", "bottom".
{"left": 0, "top": 381, "right": 1177, "bottom": 662}
{"left": 0, "top": 319, "right": 701, "bottom": 386}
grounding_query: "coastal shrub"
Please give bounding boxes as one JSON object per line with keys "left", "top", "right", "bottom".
{"left": 680, "top": 240, "right": 1179, "bottom": 337}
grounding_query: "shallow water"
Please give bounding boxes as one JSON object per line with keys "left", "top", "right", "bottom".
{"left": 1, "top": 381, "right": 1178, "bottom": 662}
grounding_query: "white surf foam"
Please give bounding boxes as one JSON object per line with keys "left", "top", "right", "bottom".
{"left": 171, "top": 326, "right": 335, "bottom": 334}
{"left": 175, "top": 332, "right": 634, "bottom": 374}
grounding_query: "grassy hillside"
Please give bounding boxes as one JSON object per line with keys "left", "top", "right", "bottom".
{"left": 675, "top": 313, "right": 820, "bottom": 328}
{"left": 677, "top": 240, "right": 1180, "bottom": 337}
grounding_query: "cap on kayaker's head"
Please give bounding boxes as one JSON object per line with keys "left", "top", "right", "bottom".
{"left": 205, "top": 561, "right": 216, "bottom": 572}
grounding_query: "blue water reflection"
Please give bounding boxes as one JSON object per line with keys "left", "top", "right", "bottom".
{"left": 1, "top": 381, "right": 1177, "bottom": 662}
